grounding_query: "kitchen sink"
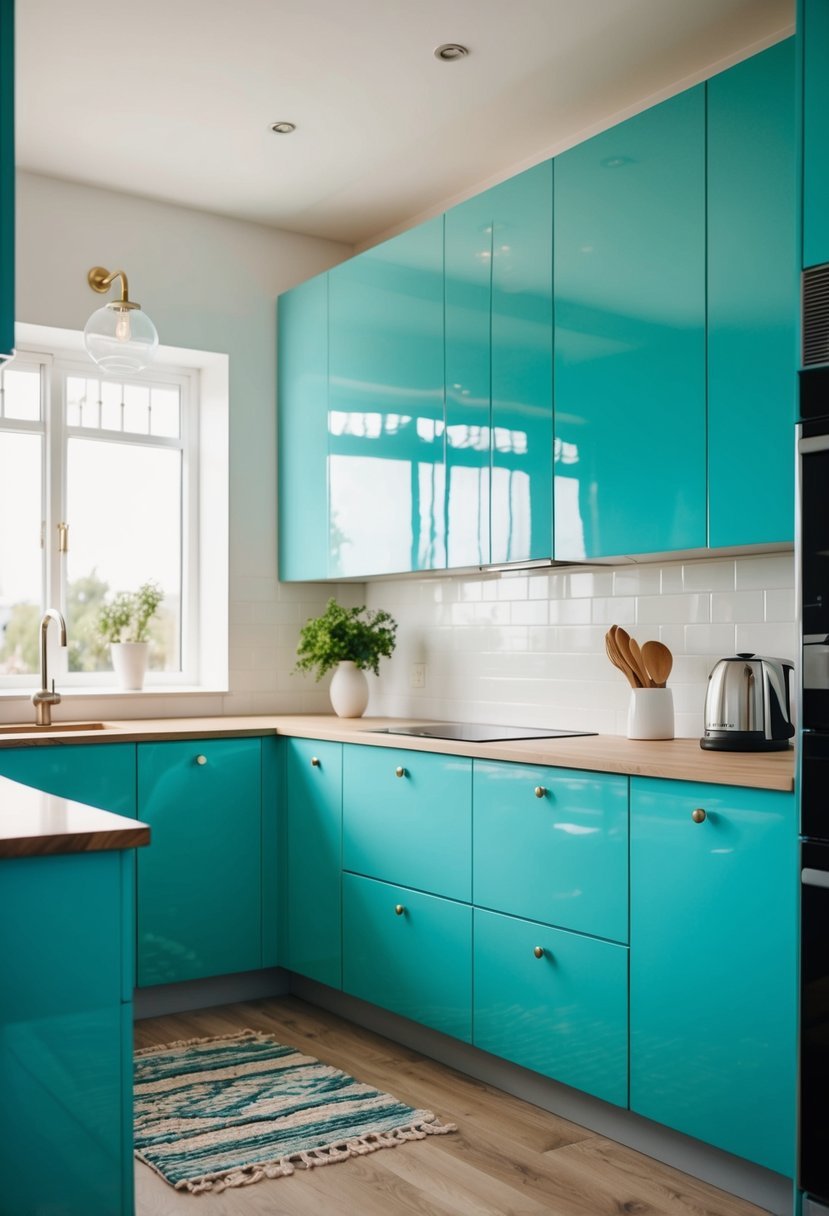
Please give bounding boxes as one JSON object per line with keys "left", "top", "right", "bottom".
{"left": 0, "top": 721, "right": 107, "bottom": 735}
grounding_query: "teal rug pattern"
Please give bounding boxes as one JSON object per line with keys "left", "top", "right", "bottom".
{"left": 134, "top": 1029, "right": 456, "bottom": 1193}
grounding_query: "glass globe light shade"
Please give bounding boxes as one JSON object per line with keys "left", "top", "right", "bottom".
{"left": 83, "top": 304, "right": 159, "bottom": 374}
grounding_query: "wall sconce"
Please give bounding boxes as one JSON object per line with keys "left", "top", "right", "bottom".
{"left": 83, "top": 266, "right": 159, "bottom": 374}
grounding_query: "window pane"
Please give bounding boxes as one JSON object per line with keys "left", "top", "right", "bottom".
{"left": 0, "top": 433, "right": 43, "bottom": 674}
{"left": 101, "top": 380, "right": 123, "bottom": 431}
{"left": 122, "top": 383, "right": 150, "bottom": 434}
{"left": 66, "top": 438, "right": 181, "bottom": 673}
{"left": 150, "top": 387, "right": 180, "bottom": 438}
{"left": 66, "top": 375, "right": 101, "bottom": 428}
{"left": 2, "top": 367, "right": 41, "bottom": 422}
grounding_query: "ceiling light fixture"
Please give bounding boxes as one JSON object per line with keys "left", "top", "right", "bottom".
{"left": 83, "top": 266, "right": 159, "bottom": 374}
{"left": 434, "top": 43, "right": 469, "bottom": 61}
{"left": 270, "top": 121, "right": 296, "bottom": 134}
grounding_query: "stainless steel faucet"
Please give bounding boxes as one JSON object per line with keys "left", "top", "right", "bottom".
{"left": 32, "top": 609, "right": 68, "bottom": 726}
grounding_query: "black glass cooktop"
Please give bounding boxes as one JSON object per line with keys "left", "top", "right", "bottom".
{"left": 368, "top": 724, "right": 597, "bottom": 743}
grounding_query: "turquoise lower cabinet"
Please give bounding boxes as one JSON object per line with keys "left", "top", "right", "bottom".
{"left": 630, "top": 778, "right": 797, "bottom": 1176}
{"left": 473, "top": 908, "right": 628, "bottom": 1107}
{"left": 136, "top": 737, "right": 264, "bottom": 986}
{"left": 0, "top": 849, "right": 136, "bottom": 1216}
{"left": 0, "top": 742, "right": 137, "bottom": 815}
{"left": 802, "top": 0, "right": 829, "bottom": 268}
{"left": 0, "top": 0, "right": 13, "bottom": 361}
{"left": 284, "top": 737, "right": 343, "bottom": 988}
{"left": 343, "top": 745, "right": 472, "bottom": 901}
{"left": 342, "top": 872, "right": 472, "bottom": 1041}
{"left": 473, "top": 761, "right": 628, "bottom": 941}
{"left": 707, "top": 38, "right": 796, "bottom": 548}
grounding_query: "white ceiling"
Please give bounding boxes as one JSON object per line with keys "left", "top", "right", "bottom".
{"left": 17, "top": 0, "right": 793, "bottom": 248}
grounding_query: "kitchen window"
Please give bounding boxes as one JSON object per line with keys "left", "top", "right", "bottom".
{"left": 0, "top": 349, "right": 200, "bottom": 687}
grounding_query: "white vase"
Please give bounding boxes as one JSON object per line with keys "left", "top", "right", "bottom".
{"left": 111, "top": 642, "right": 150, "bottom": 691}
{"left": 627, "top": 687, "right": 674, "bottom": 740}
{"left": 329, "top": 660, "right": 369, "bottom": 718}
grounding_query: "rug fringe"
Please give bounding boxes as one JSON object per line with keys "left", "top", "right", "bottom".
{"left": 134, "top": 1028, "right": 264, "bottom": 1058}
{"left": 148, "top": 1117, "right": 458, "bottom": 1194}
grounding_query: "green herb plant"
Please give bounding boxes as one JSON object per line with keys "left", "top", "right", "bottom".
{"left": 295, "top": 598, "right": 397, "bottom": 681}
{"left": 98, "top": 581, "right": 164, "bottom": 645}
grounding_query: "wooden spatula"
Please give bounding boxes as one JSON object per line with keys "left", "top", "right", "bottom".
{"left": 642, "top": 640, "right": 673, "bottom": 688}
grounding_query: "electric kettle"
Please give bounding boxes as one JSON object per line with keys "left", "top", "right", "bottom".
{"left": 700, "top": 653, "right": 795, "bottom": 751}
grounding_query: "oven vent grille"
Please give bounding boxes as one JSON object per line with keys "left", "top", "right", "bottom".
{"left": 804, "top": 262, "right": 829, "bottom": 367}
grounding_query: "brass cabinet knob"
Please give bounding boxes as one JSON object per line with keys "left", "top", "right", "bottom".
{"left": 311, "top": 756, "right": 321, "bottom": 768}
{"left": 395, "top": 766, "right": 406, "bottom": 778}
{"left": 395, "top": 904, "right": 405, "bottom": 916}
{"left": 534, "top": 786, "right": 546, "bottom": 799}
{"left": 691, "top": 807, "right": 707, "bottom": 824}
{"left": 533, "top": 946, "right": 544, "bottom": 959}
{"left": 196, "top": 754, "right": 207, "bottom": 766}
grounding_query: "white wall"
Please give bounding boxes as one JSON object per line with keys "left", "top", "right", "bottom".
{"left": 13, "top": 171, "right": 362, "bottom": 718}
{"left": 364, "top": 552, "right": 796, "bottom": 739}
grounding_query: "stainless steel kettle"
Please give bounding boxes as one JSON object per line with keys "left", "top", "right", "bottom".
{"left": 700, "top": 653, "right": 794, "bottom": 751}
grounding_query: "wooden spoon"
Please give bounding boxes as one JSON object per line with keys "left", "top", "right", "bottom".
{"left": 628, "top": 636, "right": 654, "bottom": 688}
{"left": 615, "top": 626, "right": 647, "bottom": 688}
{"left": 606, "top": 626, "right": 641, "bottom": 688}
{"left": 642, "top": 640, "right": 673, "bottom": 688}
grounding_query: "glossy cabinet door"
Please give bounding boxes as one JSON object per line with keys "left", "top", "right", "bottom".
{"left": 803, "top": 0, "right": 829, "bottom": 268}
{"left": 284, "top": 737, "right": 343, "bottom": 988}
{"left": 445, "top": 161, "right": 553, "bottom": 567}
{"left": 474, "top": 907, "right": 628, "bottom": 1107}
{"left": 343, "top": 745, "right": 472, "bottom": 901}
{"left": 0, "top": 0, "right": 13, "bottom": 361}
{"left": 277, "top": 273, "right": 329, "bottom": 580}
{"left": 630, "top": 778, "right": 796, "bottom": 1176}
{"left": 0, "top": 850, "right": 135, "bottom": 1216}
{"left": 0, "top": 742, "right": 137, "bottom": 816}
{"left": 343, "top": 872, "right": 472, "bottom": 1041}
{"left": 554, "top": 87, "right": 706, "bottom": 560}
{"left": 136, "top": 737, "right": 262, "bottom": 986}
{"left": 708, "top": 39, "right": 797, "bottom": 548}
{"left": 328, "top": 218, "right": 445, "bottom": 577}
{"left": 473, "top": 761, "right": 628, "bottom": 942}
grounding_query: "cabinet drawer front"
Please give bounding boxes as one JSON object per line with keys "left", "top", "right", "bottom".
{"left": 137, "top": 738, "right": 262, "bottom": 986}
{"left": 343, "top": 746, "right": 472, "bottom": 900}
{"left": 474, "top": 908, "right": 628, "bottom": 1107}
{"left": 630, "top": 777, "right": 796, "bottom": 1175}
{"left": 343, "top": 873, "right": 472, "bottom": 1042}
{"left": 473, "top": 761, "right": 628, "bottom": 941}
{"left": 285, "top": 738, "right": 343, "bottom": 988}
{"left": 0, "top": 742, "right": 137, "bottom": 817}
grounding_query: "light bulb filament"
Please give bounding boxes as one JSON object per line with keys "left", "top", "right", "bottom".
{"left": 114, "top": 309, "right": 132, "bottom": 342}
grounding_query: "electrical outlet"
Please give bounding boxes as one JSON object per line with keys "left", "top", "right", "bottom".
{"left": 410, "top": 662, "right": 426, "bottom": 690}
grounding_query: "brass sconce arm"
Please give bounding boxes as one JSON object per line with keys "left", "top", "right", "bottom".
{"left": 87, "top": 266, "right": 140, "bottom": 311}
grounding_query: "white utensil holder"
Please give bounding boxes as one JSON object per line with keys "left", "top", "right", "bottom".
{"left": 627, "top": 687, "right": 674, "bottom": 740}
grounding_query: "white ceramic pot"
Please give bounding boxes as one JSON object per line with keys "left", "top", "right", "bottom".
{"left": 111, "top": 641, "right": 150, "bottom": 691}
{"left": 329, "top": 660, "right": 369, "bottom": 718}
{"left": 627, "top": 687, "right": 674, "bottom": 740}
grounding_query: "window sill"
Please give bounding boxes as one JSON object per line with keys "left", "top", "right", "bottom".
{"left": 0, "top": 685, "right": 229, "bottom": 703}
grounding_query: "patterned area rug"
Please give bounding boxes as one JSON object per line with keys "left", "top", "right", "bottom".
{"left": 134, "top": 1029, "right": 456, "bottom": 1193}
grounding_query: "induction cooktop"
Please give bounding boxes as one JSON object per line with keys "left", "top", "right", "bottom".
{"left": 368, "top": 724, "right": 597, "bottom": 743}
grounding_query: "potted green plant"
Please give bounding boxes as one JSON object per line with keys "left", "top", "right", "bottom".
{"left": 295, "top": 598, "right": 397, "bottom": 717}
{"left": 98, "top": 581, "right": 164, "bottom": 690}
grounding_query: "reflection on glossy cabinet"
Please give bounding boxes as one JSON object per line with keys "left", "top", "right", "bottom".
{"left": 343, "top": 872, "right": 472, "bottom": 1041}
{"left": 136, "top": 738, "right": 263, "bottom": 986}
{"left": 328, "top": 218, "right": 445, "bottom": 577}
{"left": 630, "top": 777, "right": 796, "bottom": 1176}
{"left": 708, "top": 39, "right": 796, "bottom": 548}
{"left": 803, "top": 0, "right": 829, "bottom": 268}
{"left": 277, "top": 273, "right": 329, "bottom": 580}
{"left": 284, "top": 737, "right": 343, "bottom": 988}
{"left": 554, "top": 87, "right": 706, "bottom": 559}
{"left": 0, "top": 0, "right": 13, "bottom": 360}
{"left": 0, "top": 742, "right": 137, "bottom": 816}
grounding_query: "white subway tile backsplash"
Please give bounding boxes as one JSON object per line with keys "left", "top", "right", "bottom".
{"left": 637, "top": 593, "right": 710, "bottom": 625}
{"left": 612, "top": 566, "right": 661, "bottom": 596}
{"left": 711, "top": 590, "right": 764, "bottom": 623}
{"left": 683, "top": 623, "right": 737, "bottom": 656}
{"left": 765, "top": 588, "right": 796, "bottom": 621}
{"left": 735, "top": 621, "right": 797, "bottom": 659}
{"left": 735, "top": 552, "right": 794, "bottom": 590}
{"left": 682, "top": 559, "right": 736, "bottom": 592}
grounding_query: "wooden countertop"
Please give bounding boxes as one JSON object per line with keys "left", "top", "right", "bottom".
{"left": 0, "top": 775, "right": 150, "bottom": 859}
{"left": 0, "top": 713, "right": 795, "bottom": 792}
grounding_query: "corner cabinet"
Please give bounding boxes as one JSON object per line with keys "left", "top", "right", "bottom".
{"left": 630, "top": 777, "right": 796, "bottom": 1176}
{"left": 802, "top": 0, "right": 829, "bottom": 269}
{"left": 0, "top": 0, "right": 13, "bottom": 361}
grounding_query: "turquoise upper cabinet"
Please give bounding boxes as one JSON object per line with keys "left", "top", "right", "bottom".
{"left": 708, "top": 40, "right": 796, "bottom": 549}
{"left": 277, "top": 274, "right": 329, "bottom": 581}
{"left": 445, "top": 162, "right": 553, "bottom": 567}
{"left": 0, "top": 0, "right": 13, "bottom": 361}
{"left": 554, "top": 88, "right": 706, "bottom": 560}
{"left": 802, "top": 0, "right": 829, "bottom": 268}
{"left": 0, "top": 742, "right": 137, "bottom": 817}
{"left": 630, "top": 778, "right": 796, "bottom": 1176}
{"left": 328, "top": 218, "right": 445, "bottom": 577}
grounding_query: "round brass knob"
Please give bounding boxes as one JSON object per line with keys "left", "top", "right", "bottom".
{"left": 691, "top": 807, "right": 706, "bottom": 824}
{"left": 533, "top": 946, "right": 544, "bottom": 959}
{"left": 534, "top": 786, "right": 546, "bottom": 799}
{"left": 395, "top": 766, "right": 406, "bottom": 778}
{"left": 196, "top": 754, "right": 207, "bottom": 766}
{"left": 311, "top": 756, "right": 321, "bottom": 768}
{"left": 395, "top": 904, "right": 405, "bottom": 916}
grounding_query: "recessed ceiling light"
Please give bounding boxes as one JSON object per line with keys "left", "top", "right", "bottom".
{"left": 270, "top": 121, "right": 296, "bottom": 135}
{"left": 434, "top": 43, "right": 469, "bottom": 61}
